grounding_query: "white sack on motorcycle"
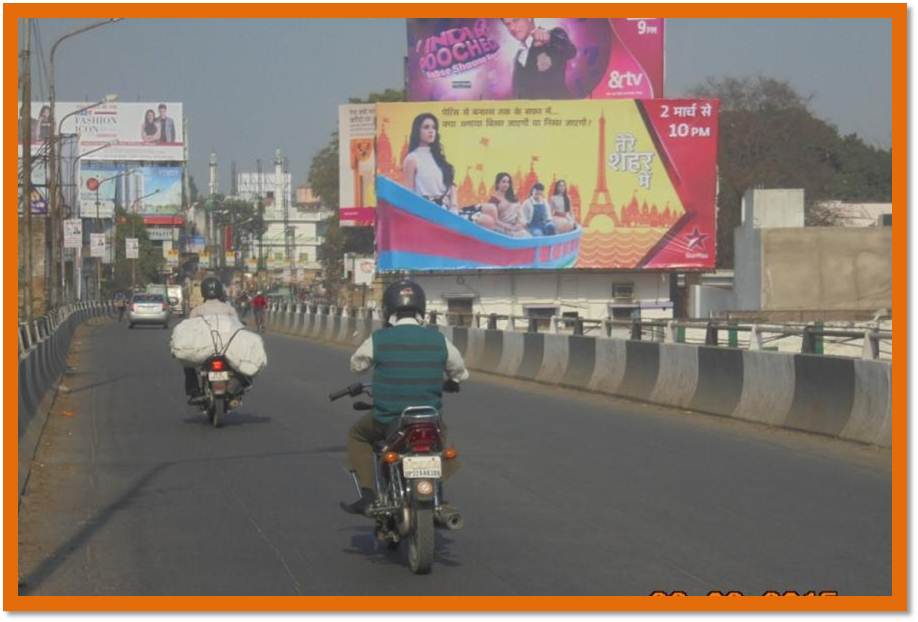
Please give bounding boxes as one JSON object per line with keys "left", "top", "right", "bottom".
{"left": 170, "top": 316, "right": 267, "bottom": 376}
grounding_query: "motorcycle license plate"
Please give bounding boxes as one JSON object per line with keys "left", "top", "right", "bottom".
{"left": 208, "top": 371, "right": 230, "bottom": 381}
{"left": 402, "top": 456, "right": 442, "bottom": 479}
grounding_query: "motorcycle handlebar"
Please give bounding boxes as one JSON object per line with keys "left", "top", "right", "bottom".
{"left": 328, "top": 382, "right": 366, "bottom": 402}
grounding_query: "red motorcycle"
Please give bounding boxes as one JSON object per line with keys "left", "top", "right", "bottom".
{"left": 329, "top": 381, "right": 463, "bottom": 574}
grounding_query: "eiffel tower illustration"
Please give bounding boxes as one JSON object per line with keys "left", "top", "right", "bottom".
{"left": 583, "top": 111, "right": 620, "bottom": 228}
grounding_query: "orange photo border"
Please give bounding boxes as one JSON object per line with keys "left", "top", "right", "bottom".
{"left": 4, "top": 3, "right": 907, "bottom": 613}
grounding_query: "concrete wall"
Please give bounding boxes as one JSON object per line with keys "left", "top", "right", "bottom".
{"left": 266, "top": 304, "right": 892, "bottom": 447}
{"left": 690, "top": 284, "right": 736, "bottom": 319}
{"left": 742, "top": 188, "right": 805, "bottom": 229}
{"left": 733, "top": 224, "right": 762, "bottom": 310}
{"left": 414, "top": 271, "right": 674, "bottom": 320}
{"left": 761, "top": 227, "right": 892, "bottom": 311}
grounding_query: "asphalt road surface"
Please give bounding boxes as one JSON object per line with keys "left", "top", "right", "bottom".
{"left": 19, "top": 317, "right": 891, "bottom": 596}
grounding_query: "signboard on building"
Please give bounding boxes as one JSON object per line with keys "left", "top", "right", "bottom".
{"left": 245, "top": 257, "right": 258, "bottom": 271}
{"left": 199, "top": 249, "right": 211, "bottom": 268}
{"left": 406, "top": 19, "right": 664, "bottom": 102}
{"left": 163, "top": 241, "right": 179, "bottom": 266}
{"left": 125, "top": 237, "right": 139, "bottom": 259}
{"left": 188, "top": 235, "right": 206, "bottom": 253}
{"left": 375, "top": 98, "right": 718, "bottom": 271}
{"left": 89, "top": 233, "right": 106, "bottom": 258}
{"left": 63, "top": 219, "right": 82, "bottom": 248}
{"left": 338, "top": 104, "right": 378, "bottom": 227}
{"left": 146, "top": 227, "right": 175, "bottom": 241}
{"left": 353, "top": 257, "right": 376, "bottom": 286}
{"left": 23, "top": 102, "right": 185, "bottom": 162}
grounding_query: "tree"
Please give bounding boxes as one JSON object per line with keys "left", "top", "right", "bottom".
{"left": 312, "top": 88, "right": 405, "bottom": 301}
{"left": 108, "top": 208, "right": 163, "bottom": 294}
{"left": 689, "top": 76, "right": 892, "bottom": 267}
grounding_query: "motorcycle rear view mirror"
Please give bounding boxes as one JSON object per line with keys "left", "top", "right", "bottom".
{"left": 353, "top": 401, "right": 373, "bottom": 411}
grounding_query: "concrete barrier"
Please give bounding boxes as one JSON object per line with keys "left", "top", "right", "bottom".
{"left": 266, "top": 305, "right": 893, "bottom": 447}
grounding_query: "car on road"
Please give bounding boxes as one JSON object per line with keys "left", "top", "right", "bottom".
{"left": 128, "top": 293, "right": 171, "bottom": 329}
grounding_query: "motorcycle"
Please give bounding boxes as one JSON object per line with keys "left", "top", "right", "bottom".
{"left": 197, "top": 354, "right": 247, "bottom": 428}
{"left": 329, "top": 381, "right": 463, "bottom": 574}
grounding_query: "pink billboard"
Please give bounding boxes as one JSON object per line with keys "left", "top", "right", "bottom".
{"left": 406, "top": 18, "right": 664, "bottom": 102}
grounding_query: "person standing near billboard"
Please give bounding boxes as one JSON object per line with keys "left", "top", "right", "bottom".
{"left": 157, "top": 103, "right": 176, "bottom": 143}
{"left": 502, "top": 18, "right": 576, "bottom": 100}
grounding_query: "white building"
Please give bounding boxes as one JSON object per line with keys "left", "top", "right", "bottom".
{"left": 236, "top": 170, "right": 331, "bottom": 273}
{"left": 411, "top": 270, "right": 675, "bottom": 326}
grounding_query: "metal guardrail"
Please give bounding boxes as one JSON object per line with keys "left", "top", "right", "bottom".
{"left": 427, "top": 312, "right": 891, "bottom": 361}
{"left": 265, "top": 304, "right": 890, "bottom": 361}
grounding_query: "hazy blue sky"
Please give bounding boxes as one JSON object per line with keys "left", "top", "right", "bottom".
{"left": 24, "top": 18, "right": 891, "bottom": 194}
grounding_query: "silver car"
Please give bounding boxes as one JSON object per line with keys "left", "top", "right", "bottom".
{"left": 128, "top": 293, "right": 171, "bottom": 329}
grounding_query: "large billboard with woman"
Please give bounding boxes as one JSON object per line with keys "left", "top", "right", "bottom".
{"left": 375, "top": 99, "right": 718, "bottom": 271}
{"left": 406, "top": 18, "right": 664, "bottom": 101}
{"left": 21, "top": 102, "right": 184, "bottom": 162}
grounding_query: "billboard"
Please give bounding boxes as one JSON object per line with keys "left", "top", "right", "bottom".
{"left": 21, "top": 102, "right": 185, "bottom": 161}
{"left": 338, "top": 104, "right": 378, "bottom": 226}
{"left": 128, "top": 166, "right": 183, "bottom": 216}
{"left": 79, "top": 162, "right": 120, "bottom": 218}
{"left": 406, "top": 19, "right": 664, "bottom": 102}
{"left": 78, "top": 164, "right": 183, "bottom": 219}
{"left": 375, "top": 99, "right": 718, "bottom": 271}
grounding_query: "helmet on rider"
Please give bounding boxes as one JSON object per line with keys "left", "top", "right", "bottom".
{"left": 382, "top": 279, "right": 426, "bottom": 325}
{"left": 201, "top": 277, "right": 225, "bottom": 301}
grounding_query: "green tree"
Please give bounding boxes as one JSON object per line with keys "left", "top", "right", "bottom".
{"left": 689, "top": 76, "right": 892, "bottom": 267}
{"left": 312, "top": 88, "right": 405, "bottom": 300}
{"left": 109, "top": 208, "right": 163, "bottom": 293}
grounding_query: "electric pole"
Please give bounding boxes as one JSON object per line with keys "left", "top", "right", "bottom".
{"left": 20, "top": 19, "right": 33, "bottom": 320}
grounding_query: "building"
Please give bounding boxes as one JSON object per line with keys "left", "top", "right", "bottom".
{"left": 691, "top": 188, "right": 892, "bottom": 320}
{"left": 236, "top": 156, "right": 331, "bottom": 279}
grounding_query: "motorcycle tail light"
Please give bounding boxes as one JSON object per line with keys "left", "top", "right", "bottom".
{"left": 211, "top": 359, "right": 225, "bottom": 371}
{"left": 406, "top": 424, "right": 438, "bottom": 453}
{"left": 443, "top": 447, "right": 458, "bottom": 460}
{"left": 383, "top": 451, "right": 399, "bottom": 464}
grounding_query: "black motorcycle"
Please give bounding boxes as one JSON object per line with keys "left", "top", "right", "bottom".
{"left": 197, "top": 355, "right": 247, "bottom": 428}
{"left": 329, "top": 381, "right": 463, "bottom": 574}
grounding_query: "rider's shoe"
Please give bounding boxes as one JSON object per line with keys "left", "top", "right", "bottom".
{"left": 340, "top": 488, "right": 375, "bottom": 517}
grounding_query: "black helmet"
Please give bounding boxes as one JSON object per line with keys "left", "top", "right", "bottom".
{"left": 382, "top": 279, "right": 426, "bottom": 322}
{"left": 201, "top": 277, "right": 224, "bottom": 301}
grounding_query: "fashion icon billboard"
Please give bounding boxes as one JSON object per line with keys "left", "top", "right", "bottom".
{"left": 375, "top": 99, "right": 718, "bottom": 271}
{"left": 406, "top": 18, "right": 664, "bottom": 102}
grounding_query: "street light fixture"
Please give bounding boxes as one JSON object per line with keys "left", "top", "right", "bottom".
{"left": 47, "top": 17, "right": 123, "bottom": 308}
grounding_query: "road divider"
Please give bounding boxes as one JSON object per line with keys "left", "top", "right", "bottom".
{"left": 264, "top": 303, "right": 892, "bottom": 448}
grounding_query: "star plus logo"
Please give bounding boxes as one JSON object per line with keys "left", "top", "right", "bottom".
{"left": 685, "top": 227, "right": 708, "bottom": 251}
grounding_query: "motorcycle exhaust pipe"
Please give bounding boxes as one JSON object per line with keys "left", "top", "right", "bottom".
{"left": 435, "top": 507, "right": 464, "bottom": 531}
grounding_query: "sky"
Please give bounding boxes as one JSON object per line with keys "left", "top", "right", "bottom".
{"left": 23, "top": 17, "right": 892, "bottom": 195}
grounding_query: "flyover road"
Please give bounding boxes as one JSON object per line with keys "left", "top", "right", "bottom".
{"left": 19, "top": 318, "right": 891, "bottom": 596}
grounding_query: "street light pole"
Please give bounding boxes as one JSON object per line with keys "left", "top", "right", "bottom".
{"left": 90, "top": 168, "right": 137, "bottom": 299}
{"left": 48, "top": 19, "right": 122, "bottom": 309}
{"left": 66, "top": 137, "right": 117, "bottom": 302}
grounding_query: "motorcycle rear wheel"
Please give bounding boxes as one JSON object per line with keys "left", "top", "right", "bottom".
{"left": 407, "top": 503, "right": 434, "bottom": 574}
{"left": 212, "top": 396, "right": 225, "bottom": 428}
